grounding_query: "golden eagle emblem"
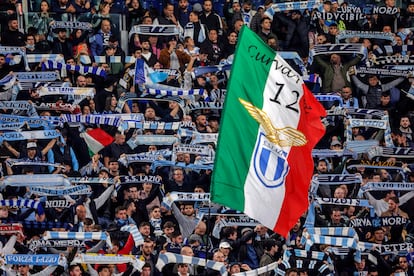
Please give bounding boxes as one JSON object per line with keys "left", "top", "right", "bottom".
{"left": 239, "top": 98, "right": 307, "bottom": 147}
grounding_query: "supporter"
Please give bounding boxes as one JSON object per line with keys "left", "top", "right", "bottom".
{"left": 199, "top": 0, "right": 223, "bottom": 36}
{"left": 182, "top": 11, "right": 208, "bottom": 47}
{"left": 381, "top": 196, "right": 409, "bottom": 242}
{"left": 259, "top": 239, "right": 279, "bottom": 276}
{"left": 90, "top": 18, "right": 112, "bottom": 56}
{"left": 250, "top": 0, "right": 272, "bottom": 34}
{"left": 277, "top": 10, "right": 309, "bottom": 58}
{"left": 69, "top": 0, "right": 92, "bottom": 15}
{"left": 314, "top": 53, "right": 362, "bottom": 93}
{"left": 399, "top": 115, "right": 413, "bottom": 142}
{"left": 397, "top": 256, "right": 414, "bottom": 276}
{"left": 175, "top": 0, "right": 190, "bottom": 28}
{"left": 31, "top": 0, "right": 53, "bottom": 37}
{"left": 224, "top": 0, "right": 242, "bottom": 30}
{"left": 340, "top": 85, "right": 359, "bottom": 108}
{"left": 257, "top": 17, "right": 277, "bottom": 45}
{"left": 0, "top": 16, "right": 25, "bottom": 46}
{"left": 351, "top": 74, "right": 405, "bottom": 109}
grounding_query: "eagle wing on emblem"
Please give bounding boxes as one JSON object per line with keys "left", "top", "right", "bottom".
{"left": 239, "top": 98, "right": 307, "bottom": 147}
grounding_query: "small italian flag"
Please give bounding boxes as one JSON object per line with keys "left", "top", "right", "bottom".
{"left": 211, "top": 26, "right": 326, "bottom": 237}
{"left": 80, "top": 128, "right": 114, "bottom": 155}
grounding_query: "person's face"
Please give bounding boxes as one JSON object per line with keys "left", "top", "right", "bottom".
{"left": 58, "top": 30, "right": 67, "bottom": 40}
{"left": 143, "top": 17, "right": 153, "bottom": 24}
{"left": 203, "top": 0, "right": 212, "bottom": 12}
{"left": 129, "top": 186, "right": 139, "bottom": 199}
{"left": 140, "top": 225, "right": 151, "bottom": 236}
{"left": 76, "top": 206, "right": 87, "bottom": 219}
{"left": 395, "top": 36, "right": 403, "bottom": 46}
{"left": 151, "top": 208, "right": 161, "bottom": 219}
{"left": 373, "top": 229, "right": 384, "bottom": 241}
{"left": 143, "top": 182, "right": 152, "bottom": 192}
{"left": 70, "top": 266, "right": 83, "bottom": 276}
{"left": 183, "top": 205, "right": 194, "bottom": 216}
{"left": 177, "top": 264, "right": 189, "bottom": 275}
{"left": 178, "top": 0, "right": 188, "bottom": 9}
{"left": 355, "top": 259, "right": 365, "bottom": 271}
{"left": 145, "top": 108, "right": 156, "bottom": 119}
{"left": 400, "top": 117, "right": 411, "bottom": 128}
{"left": 189, "top": 12, "right": 198, "bottom": 22}
{"left": 18, "top": 265, "right": 29, "bottom": 276}
{"left": 331, "top": 210, "right": 341, "bottom": 223}
{"left": 232, "top": 2, "right": 241, "bottom": 12}
{"left": 116, "top": 209, "right": 127, "bottom": 220}
{"left": 77, "top": 76, "right": 87, "bottom": 87}
{"left": 141, "top": 41, "right": 150, "bottom": 50}
{"left": 115, "top": 133, "right": 125, "bottom": 144}
{"left": 196, "top": 115, "right": 207, "bottom": 126}
{"left": 26, "top": 36, "right": 35, "bottom": 45}
{"left": 408, "top": 4, "right": 414, "bottom": 13}
{"left": 142, "top": 242, "right": 153, "bottom": 255}
{"left": 329, "top": 25, "right": 338, "bottom": 35}
{"left": 261, "top": 19, "right": 271, "bottom": 30}
{"left": 213, "top": 252, "right": 225, "bottom": 262}
{"left": 334, "top": 188, "right": 345, "bottom": 198}
{"left": 164, "top": 227, "right": 174, "bottom": 236}
{"left": 341, "top": 87, "right": 352, "bottom": 99}
{"left": 173, "top": 169, "right": 184, "bottom": 181}
{"left": 330, "top": 54, "right": 340, "bottom": 64}
{"left": 164, "top": 4, "right": 174, "bottom": 18}
{"left": 82, "top": 105, "right": 91, "bottom": 114}
{"left": 387, "top": 199, "right": 397, "bottom": 211}
{"left": 228, "top": 32, "right": 237, "bottom": 44}
{"left": 230, "top": 264, "right": 241, "bottom": 274}
{"left": 108, "top": 162, "right": 119, "bottom": 173}
{"left": 89, "top": 100, "right": 96, "bottom": 110}
{"left": 9, "top": 20, "right": 18, "bottom": 31}
{"left": 40, "top": 1, "right": 49, "bottom": 12}
{"left": 234, "top": 20, "right": 243, "bottom": 32}
{"left": 382, "top": 25, "right": 392, "bottom": 33}
{"left": 368, "top": 76, "right": 378, "bottom": 86}
{"left": 131, "top": 0, "right": 139, "bottom": 8}
{"left": 27, "top": 147, "right": 37, "bottom": 158}
{"left": 141, "top": 267, "right": 151, "bottom": 276}
{"left": 101, "top": 20, "right": 111, "bottom": 33}
{"left": 317, "top": 161, "right": 327, "bottom": 172}
{"left": 380, "top": 95, "right": 390, "bottom": 105}
{"left": 399, "top": 257, "right": 409, "bottom": 270}
{"left": 385, "top": 0, "right": 395, "bottom": 7}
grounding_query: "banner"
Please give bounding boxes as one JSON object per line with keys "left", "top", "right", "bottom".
{"left": 29, "top": 239, "right": 86, "bottom": 250}
{"left": 129, "top": 25, "right": 180, "bottom": 38}
{"left": 2, "top": 174, "right": 71, "bottom": 187}
{"left": 311, "top": 44, "right": 366, "bottom": 56}
{"left": 264, "top": 0, "right": 321, "bottom": 19}
{"left": 156, "top": 253, "right": 227, "bottom": 275}
{"left": 38, "top": 87, "right": 95, "bottom": 97}
{"left": 0, "top": 130, "right": 60, "bottom": 141}
{"left": 50, "top": 21, "right": 92, "bottom": 30}
{"left": 0, "top": 101, "right": 33, "bottom": 110}
{"left": 5, "top": 254, "right": 60, "bottom": 266}
{"left": 120, "top": 175, "right": 162, "bottom": 185}
{"left": 350, "top": 216, "right": 409, "bottom": 228}
{"left": 29, "top": 185, "right": 92, "bottom": 196}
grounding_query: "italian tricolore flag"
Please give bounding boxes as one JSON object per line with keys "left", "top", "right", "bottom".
{"left": 211, "top": 26, "right": 326, "bottom": 237}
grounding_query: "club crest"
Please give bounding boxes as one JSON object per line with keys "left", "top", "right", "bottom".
{"left": 253, "top": 132, "right": 289, "bottom": 188}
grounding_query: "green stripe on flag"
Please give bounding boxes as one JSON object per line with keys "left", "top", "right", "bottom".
{"left": 211, "top": 26, "right": 276, "bottom": 211}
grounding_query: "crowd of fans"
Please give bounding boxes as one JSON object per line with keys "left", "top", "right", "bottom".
{"left": 0, "top": 0, "right": 414, "bottom": 275}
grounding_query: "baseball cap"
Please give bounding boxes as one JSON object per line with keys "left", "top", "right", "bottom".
{"left": 330, "top": 140, "right": 341, "bottom": 146}
{"left": 219, "top": 241, "right": 232, "bottom": 249}
{"left": 188, "top": 234, "right": 202, "bottom": 244}
{"left": 27, "top": 142, "right": 37, "bottom": 149}
{"left": 241, "top": 227, "right": 253, "bottom": 236}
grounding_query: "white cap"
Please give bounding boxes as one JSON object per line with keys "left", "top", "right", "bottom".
{"left": 27, "top": 142, "right": 37, "bottom": 149}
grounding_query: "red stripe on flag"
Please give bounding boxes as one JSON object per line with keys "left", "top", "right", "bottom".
{"left": 274, "top": 84, "right": 326, "bottom": 237}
